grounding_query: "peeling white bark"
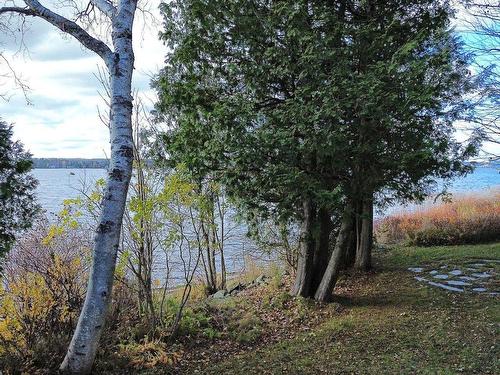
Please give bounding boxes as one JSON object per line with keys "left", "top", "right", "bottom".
{"left": 61, "top": 2, "right": 137, "bottom": 372}
{"left": 1, "top": 0, "right": 137, "bottom": 373}
{"left": 90, "top": 0, "right": 117, "bottom": 19}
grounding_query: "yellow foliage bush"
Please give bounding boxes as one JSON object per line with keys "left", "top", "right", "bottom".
{"left": 115, "top": 340, "right": 180, "bottom": 369}
{"left": 0, "top": 257, "right": 85, "bottom": 362}
{"left": 0, "top": 220, "right": 89, "bottom": 371}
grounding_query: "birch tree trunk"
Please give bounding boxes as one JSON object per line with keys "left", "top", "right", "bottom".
{"left": 61, "top": 4, "right": 136, "bottom": 371}
{"left": 2, "top": 1, "right": 138, "bottom": 372}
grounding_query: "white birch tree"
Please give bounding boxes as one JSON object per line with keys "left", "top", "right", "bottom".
{"left": 1, "top": 0, "right": 138, "bottom": 372}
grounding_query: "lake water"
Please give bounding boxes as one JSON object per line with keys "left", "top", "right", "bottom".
{"left": 31, "top": 168, "right": 256, "bottom": 280}
{"left": 380, "top": 166, "right": 500, "bottom": 216}
{"left": 30, "top": 166, "right": 499, "bottom": 282}
{"left": 437, "top": 166, "right": 499, "bottom": 193}
{"left": 33, "top": 169, "right": 107, "bottom": 215}
{"left": 33, "top": 166, "right": 500, "bottom": 215}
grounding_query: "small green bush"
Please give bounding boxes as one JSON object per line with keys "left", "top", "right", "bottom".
{"left": 202, "top": 327, "right": 222, "bottom": 340}
{"left": 178, "top": 307, "right": 212, "bottom": 335}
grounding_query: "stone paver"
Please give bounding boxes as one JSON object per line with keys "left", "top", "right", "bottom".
{"left": 408, "top": 267, "right": 424, "bottom": 273}
{"left": 472, "top": 287, "right": 487, "bottom": 292}
{"left": 471, "top": 272, "right": 492, "bottom": 279}
{"left": 446, "top": 280, "right": 471, "bottom": 286}
{"left": 428, "top": 281, "right": 464, "bottom": 292}
{"left": 409, "top": 259, "right": 498, "bottom": 295}
{"left": 433, "top": 274, "right": 449, "bottom": 280}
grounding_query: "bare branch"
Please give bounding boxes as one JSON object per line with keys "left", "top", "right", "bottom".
{"left": 1, "top": 0, "right": 114, "bottom": 64}
{"left": 0, "top": 6, "right": 35, "bottom": 16}
{"left": 0, "top": 52, "right": 31, "bottom": 103}
{"left": 460, "top": 0, "right": 500, "bottom": 160}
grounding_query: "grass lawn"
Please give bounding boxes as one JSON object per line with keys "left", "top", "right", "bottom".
{"left": 199, "top": 243, "right": 500, "bottom": 375}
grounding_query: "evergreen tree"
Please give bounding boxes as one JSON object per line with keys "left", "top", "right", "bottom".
{"left": 0, "top": 119, "right": 39, "bottom": 257}
{"left": 322, "top": 0, "right": 479, "bottom": 274}
{"left": 154, "top": 0, "right": 478, "bottom": 301}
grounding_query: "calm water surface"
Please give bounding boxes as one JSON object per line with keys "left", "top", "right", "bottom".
{"left": 442, "top": 166, "right": 499, "bottom": 193}
{"left": 33, "top": 166, "right": 500, "bottom": 215}
{"left": 31, "top": 166, "right": 499, "bottom": 281}
{"left": 33, "top": 169, "right": 107, "bottom": 215}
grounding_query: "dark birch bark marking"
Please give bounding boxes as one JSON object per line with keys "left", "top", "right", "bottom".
{"left": 314, "top": 203, "right": 353, "bottom": 302}
{"left": 60, "top": 1, "right": 137, "bottom": 373}
{"left": 291, "top": 198, "right": 316, "bottom": 297}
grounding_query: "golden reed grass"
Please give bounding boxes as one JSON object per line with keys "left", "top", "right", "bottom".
{"left": 376, "top": 189, "right": 500, "bottom": 246}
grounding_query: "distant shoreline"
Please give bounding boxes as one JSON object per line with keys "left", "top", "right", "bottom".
{"left": 32, "top": 158, "right": 109, "bottom": 169}
{"left": 32, "top": 158, "right": 498, "bottom": 170}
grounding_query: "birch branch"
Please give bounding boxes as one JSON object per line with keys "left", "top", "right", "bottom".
{"left": 0, "top": 6, "right": 35, "bottom": 16}
{"left": 89, "top": 0, "right": 116, "bottom": 19}
{"left": 0, "top": 0, "right": 114, "bottom": 64}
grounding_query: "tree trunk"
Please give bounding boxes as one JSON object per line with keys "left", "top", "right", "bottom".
{"left": 136, "top": 148, "right": 155, "bottom": 325}
{"left": 311, "top": 208, "right": 332, "bottom": 292}
{"left": 216, "top": 194, "right": 227, "bottom": 290}
{"left": 354, "top": 194, "right": 373, "bottom": 271}
{"left": 314, "top": 203, "right": 353, "bottom": 302}
{"left": 343, "top": 215, "right": 357, "bottom": 270}
{"left": 291, "top": 198, "right": 316, "bottom": 297}
{"left": 60, "top": 4, "right": 136, "bottom": 373}
{"left": 219, "top": 246, "right": 227, "bottom": 290}
{"left": 201, "top": 220, "right": 217, "bottom": 294}
{"left": 280, "top": 222, "right": 297, "bottom": 271}
{"left": 209, "top": 245, "right": 217, "bottom": 290}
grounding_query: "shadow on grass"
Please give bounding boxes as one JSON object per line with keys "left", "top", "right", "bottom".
{"left": 334, "top": 266, "right": 457, "bottom": 312}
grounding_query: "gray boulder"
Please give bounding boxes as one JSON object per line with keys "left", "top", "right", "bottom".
{"left": 210, "top": 289, "right": 228, "bottom": 299}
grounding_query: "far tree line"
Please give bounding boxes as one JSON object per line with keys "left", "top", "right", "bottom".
{"left": 32, "top": 158, "right": 109, "bottom": 169}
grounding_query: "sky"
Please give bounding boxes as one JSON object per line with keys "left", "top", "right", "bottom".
{"left": 0, "top": 1, "right": 498, "bottom": 159}
{"left": 0, "top": 0, "right": 165, "bottom": 158}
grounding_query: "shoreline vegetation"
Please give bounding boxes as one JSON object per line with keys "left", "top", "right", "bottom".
{"left": 376, "top": 189, "right": 500, "bottom": 246}
{"left": 0, "top": 193, "right": 498, "bottom": 373}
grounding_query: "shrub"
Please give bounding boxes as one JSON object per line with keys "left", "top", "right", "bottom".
{"left": 0, "top": 218, "right": 144, "bottom": 373}
{"left": 0, "top": 219, "right": 90, "bottom": 372}
{"left": 376, "top": 190, "right": 500, "bottom": 246}
{"left": 114, "top": 340, "right": 178, "bottom": 369}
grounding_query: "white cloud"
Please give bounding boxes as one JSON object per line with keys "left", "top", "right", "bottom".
{"left": 0, "top": 1, "right": 166, "bottom": 158}
{"left": 1, "top": 1, "right": 498, "bottom": 159}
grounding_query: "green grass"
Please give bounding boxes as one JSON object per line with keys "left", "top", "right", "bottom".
{"left": 382, "top": 242, "right": 500, "bottom": 268}
{"left": 198, "top": 243, "right": 500, "bottom": 375}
